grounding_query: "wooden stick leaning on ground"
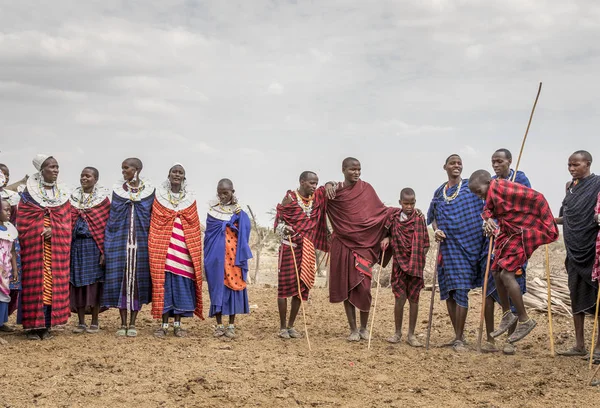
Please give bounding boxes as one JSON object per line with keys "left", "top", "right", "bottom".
{"left": 590, "top": 358, "right": 600, "bottom": 385}
{"left": 588, "top": 286, "right": 600, "bottom": 369}
{"left": 426, "top": 243, "right": 441, "bottom": 351}
{"left": 368, "top": 248, "right": 386, "bottom": 350}
{"left": 476, "top": 81, "right": 543, "bottom": 352}
{"left": 545, "top": 245, "right": 556, "bottom": 357}
{"left": 287, "top": 235, "right": 312, "bottom": 352}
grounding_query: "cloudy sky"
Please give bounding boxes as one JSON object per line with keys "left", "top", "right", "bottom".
{"left": 1, "top": 1, "right": 599, "bottom": 224}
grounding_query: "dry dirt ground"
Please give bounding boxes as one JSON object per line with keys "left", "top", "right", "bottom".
{"left": 1, "top": 247, "right": 599, "bottom": 407}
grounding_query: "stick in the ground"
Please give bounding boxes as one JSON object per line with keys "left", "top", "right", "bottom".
{"left": 590, "top": 360, "right": 600, "bottom": 385}
{"left": 426, "top": 243, "right": 441, "bottom": 351}
{"left": 545, "top": 245, "right": 555, "bottom": 357}
{"left": 477, "top": 82, "right": 543, "bottom": 351}
{"left": 477, "top": 237, "right": 494, "bottom": 352}
{"left": 287, "top": 236, "right": 312, "bottom": 351}
{"left": 588, "top": 286, "right": 600, "bottom": 369}
{"left": 368, "top": 249, "right": 386, "bottom": 350}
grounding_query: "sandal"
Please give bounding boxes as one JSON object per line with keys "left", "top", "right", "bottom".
{"left": 279, "top": 329, "right": 291, "bottom": 339}
{"left": 27, "top": 331, "right": 41, "bottom": 341}
{"left": 224, "top": 325, "right": 236, "bottom": 339}
{"left": 213, "top": 325, "right": 225, "bottom": 337}
{"left": 116, "top": 326, "right": 128, "bottom": 337}
{"left": 358, "top": 328, "right": 369, "bottom": 340}
{"left": 503, "top": 343, "right": 516, "bottom": 355}
{"left": 556, "top": 347, "right": 587, "bottom": 357}
{"left": 126, "top": 326, "right": 138, "bottom": 337}
{"left": 387, "top": 333, "right": 402, "bottom": 344}
{"left": 491, "top": 311, "right": 518, "bottom": 338}
{"left": 452, "top": 339, "right": 467, "bottom": 353}
{"left": 507, "top": 318, "right": 537, "bottom": 343}
{"left": 347, "top": 331, "right": 360, "bottom": 342}
{"left": 173, "top": 326, "right": 186, "bottom": 338}
{"left": 86, "top": 325, "right": 100, "bottom": 334}
{"left": 0, "top": 324, "right": 16, "bottom": 333}
{"left": 40, "top": 329, "right": 53, "bottom": 340}
{"left": 406, "top": 335, "right": 423, "bottom": 348}
{"left": 480, "top": 341, "right": 499, "bottom": 353}
{"left": 154, "top": 328, "right": 167, "bottom": 338}
{"left": 73, "top": 324, "right": 87, "bottom": 334}
{"left": 287, "top": 327, "right": 302, "bottom": 339}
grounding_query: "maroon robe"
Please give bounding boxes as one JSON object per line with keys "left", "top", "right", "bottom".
{"left": 327, "top": 180, "right": 394, "bottom": 311}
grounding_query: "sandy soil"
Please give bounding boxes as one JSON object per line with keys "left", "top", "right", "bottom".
{"left": 1, "top": 277, "right": 599, "bottom": 407}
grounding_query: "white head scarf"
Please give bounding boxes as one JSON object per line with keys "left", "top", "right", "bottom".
{"left": 33, "top": 154, "right": 51, "bottom": 172}
{"left": 0, "top": 172, "right": 5, "bottom": 187}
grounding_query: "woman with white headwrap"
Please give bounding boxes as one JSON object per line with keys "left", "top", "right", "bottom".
{"left": 102, "top": 158, "right": 155, "bottom": 337}
{"left": 17, "top": 154, "right": 72, "bottom": 340}
{"left": 149, "top": 163, "right": 203, "bottom": 338}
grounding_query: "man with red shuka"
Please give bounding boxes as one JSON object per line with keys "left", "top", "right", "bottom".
{"left": 274, "top": 171, "right": 329, "bottom": 339}
{"left": 325, "top": 157, "right": 396, "bottom": 342}
{"left": 469, "top": 169, "right": 559, "bottom": 344}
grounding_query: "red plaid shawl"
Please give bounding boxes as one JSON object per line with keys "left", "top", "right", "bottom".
{"left": 17, "top": 200, "right": 72, "bottom": 329}
{"left": 483, "top": 179, "right": 558, "bottom": 272}
{"left": 70, "top": 197, "right": 110, "bottom": 255}
{"left": 389, "top": 208, "right": 430, "bottom": 279}
{"left": 275, "top": 188, "right": 329, "bottom": 299}
{"left": 593, "top": 192, "right": 600, "bottom": 281}
{"left": 149, "top": 200, "right": 203, "bottom": 319}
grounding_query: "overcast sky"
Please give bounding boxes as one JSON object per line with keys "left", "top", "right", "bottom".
{"left": 1, "top": 1, "right": 599, "bottom": 224}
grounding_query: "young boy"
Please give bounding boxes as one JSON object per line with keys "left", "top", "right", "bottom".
{"left": 381, "top": 188, "right": 430, "bottom": 347}
{"left": 469, "top": 170, "right": 559, "bottom": 343}
{"left": 204, "top": 179, "right": 253, "bottom": 339}
{"left": 0, "top": 196, "right": 19, "bottom": 333}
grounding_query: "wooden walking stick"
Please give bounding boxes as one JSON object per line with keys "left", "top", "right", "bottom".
{"left": 477, "top": 238, "right": 494, "bottom": 352}
{"left": 477, "top": 82, "right": 543, "bottom": 352}
{"left": 590, "top": 362, "right": 600, "bottom": 386}
{"left": 545, "top": 245, "right": 556, "bottom": 357}
{"left": 367, "top": 248, "right": 386, "bottom": 350}
{"left": 426, "top": 243, "right": 441, "bottom": 351}
{"left": 588, "top": 286, "right": 600, "bottom": 369}
{"left": 287, "top": 236, "right": 312, "bottom": 351}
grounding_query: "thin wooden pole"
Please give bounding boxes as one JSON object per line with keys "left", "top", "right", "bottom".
{"left": 367, "top": 249, "right": 385, "bottom": 350}
{"left": 588, "top": 286, "right": 600, "bottom": 369}
{"left": 287, "top": 236, "right": 312, "bottom": 351}
{"left": 545, "top": 245, "right": 555, "bottom": 357}
{"left": 426, "top": 243, "right": 441, "bottom": 351}
{"left": 590, "top": 360, "right": 600, "bottom": 385}
{"left": 477, "top": 238, "right": 494, "bottom": 352}
{"left": 512, "top": 82, "right": 542, "bottom": 175}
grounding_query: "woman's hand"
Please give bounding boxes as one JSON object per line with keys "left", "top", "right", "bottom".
{"left": 41, "top": 227, "right": 52, "bottom": 241}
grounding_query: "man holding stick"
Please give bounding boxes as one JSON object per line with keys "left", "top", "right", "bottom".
{"left": 469, "top": 170, "right": 559, "bottom": 344}
{"left": 274, "top": 171, "right": 329, "bottom": 339}
{"left": 325, "top": 157, "right": 394, "bottom": 342}
{"left": 555, "top": 150, "right": 600, "bottom": 359}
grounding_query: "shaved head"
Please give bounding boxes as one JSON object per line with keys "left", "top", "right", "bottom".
{"left": 299, "top": 171, "right": 317, "bottom": 182}
{"left": 571, "top": 150, "right": 593, "bottom": 163}
{"left": 468, "top": 169, "right": 492, "bottom": 199}
{"left": 124, "top": 157, "right": 143, "bottom": 171}
{"left": 445, "top": 154, "right": 461, "bottom": 165}
{"left": 342, "top": 157, "right": 360, "bottom": 169}
{"left": 217, "top": 178, "right": 234, "bottom": 190}
{"left": 400, "top": 187, "right": 415, "bottom": 200}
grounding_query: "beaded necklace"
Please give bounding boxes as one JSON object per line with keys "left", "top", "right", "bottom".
{"left": 569, "top": 179, "right": 580, "bottom": 194}
{"left": 295, "top": 190, "right": 314, "bottom": 218}
{"left": 125, "top": 179, "right": 144, "bottom": 201}
{"left": 442, "top": 179, "right": 462, "bottom": 203}
{"left": 218, "top": 201, "right": 241, "bottom": 214}
{"left": 78, "top": 188, "right": 96, "bottom": 209}
{"left": 167, "top": 188, "right": 184, "bottom": 208}
{"left": 38, "top": 177, "right": 62, "bottom": 205}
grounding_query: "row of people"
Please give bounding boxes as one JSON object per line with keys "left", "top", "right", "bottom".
{"left": 0, "top": 156, "right": 251, "bottom": 339}
{"left": 1, "top": 150, "right": 599, "bottom": 359}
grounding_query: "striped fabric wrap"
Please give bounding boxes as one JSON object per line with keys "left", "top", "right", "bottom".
{"left": 17, "top": 195, "right": 72, "bottom": 329}
{"left": 594, "top": 192, "right": 600, "bottom": 282}
{"left": 149, "top": 200, "right": 203, "bottom": 319}
{"left": 103, "top": 192, "right": 154, "bottom": 309}
{"left": 70, "top": 197, "right": 111, "bottom": 255}
{"left": 42, "top": 216, "right": 52, "bottom": 305}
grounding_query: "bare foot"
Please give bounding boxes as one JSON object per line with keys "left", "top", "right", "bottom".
{"left": 387, "top": 333, "right": 402, "bottom": 344}
{"left": 406, "top": 334, "right": 423, "bottom": 348}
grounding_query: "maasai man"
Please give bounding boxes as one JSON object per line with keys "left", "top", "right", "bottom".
{"left": 17, "top": 155, "right": 72, "bottom": 340}
{"left": 149, "top": 164, "right": 203, "bottom": 338}
{"left": 0, "top": 164, "right": 22, "bottom": 317}
{"left": 427, "top": 154, "right": 487, "bottom": 352}
{"left": 274, "top": 171, "right": 329, "bottom": 339}
{"left": 325, "top": 157, "right": 395, "bottom": 342}
{"left": 555, "top": 151, "right": 600, "bottom": 358}
{"left": 483, "top": 148, "right": 532, "bottom": 354}
{"left": 204, "top": 179, "right": 252, "bottom": 339}
{"left": 469, "top": 170, "right": 558, "bottom": 343}
{"left": 69, "top": 167, "right": 110, "bottom": 334}
{"left": 380, "top": 188, "right": 430, "bottom": 347}
{"left": 102, "top": 158, "right": 155, "bottom": 337}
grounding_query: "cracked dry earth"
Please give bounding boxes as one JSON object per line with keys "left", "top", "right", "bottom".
{"left": 1, "top": 285, "right": 599, "bottom": 407}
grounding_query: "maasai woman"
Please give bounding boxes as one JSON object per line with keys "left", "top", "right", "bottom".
{"left": 556, "top": 150, "right": 600, "bottom": 358}
{"left": 149, "top": 164, "right": 203, "bottom": 338}
{"left": 0, "top": 164, "right": 22, "bottom": 318}
{"left": 102, "top": 158, "right": 154, "bottom": 337}
{"left": 0, "top": 196, "right": 19, "bottom": 333}
{"left": 204, "top": 179, "right": 252, "bottom": 339}
{"left": 69, "top": 167, "right": 111, "bottom": 334}
{"left": 17, "top": 154, "right": 72, "bottom": 340}
{"left": 426, "top": 154, "right": 487, "bottom": 352}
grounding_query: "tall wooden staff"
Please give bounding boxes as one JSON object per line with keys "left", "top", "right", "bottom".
{"left": 287, "top": 236, "right": 312, "bottom": 351}
{"left": 367, "top": 249, "right": 386, "bottom": 350}
{"left": 426, "top": 243, "right": 441, "bottom": 350}
{"left": 588, "top": 287, "right": 600, "bottom": 369}
{"left": 477, "top": 82, "right": 543, "bottom": 351}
